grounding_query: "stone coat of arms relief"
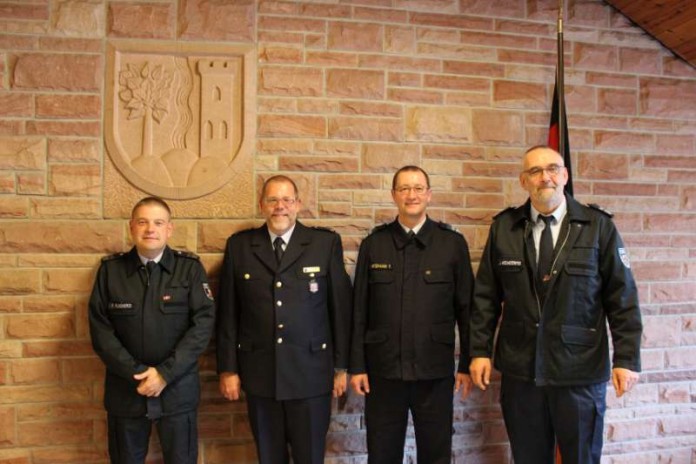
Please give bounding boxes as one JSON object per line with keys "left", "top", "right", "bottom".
{"left": 104, "top": 40, "right": 255, "bottom": 216}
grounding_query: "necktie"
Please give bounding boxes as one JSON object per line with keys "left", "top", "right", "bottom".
{"left": 143, "top": 260, "right": 162, "bottom": 420}
{"left": 538, "top": 215, "right": 554, "bottom": 282}
{"left": 274, "top": 237, "right": 285, "bottom": 264}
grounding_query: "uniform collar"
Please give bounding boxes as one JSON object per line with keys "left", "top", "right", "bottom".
{"left": 126, "top": 246, "right": 174, "bottom": 276}
{"left": 510, "top": 194, "right": 591, "bottom": 228}
{"left": 390, "top": 216, "right": 433, "bottom": 249}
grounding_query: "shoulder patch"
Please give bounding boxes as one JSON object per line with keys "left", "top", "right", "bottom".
{"left": 310, "top": 225, "right": 336, "bottom": 234}
{"left": 174, "top": 249, "right": 200, "bottom": 260}
{"left": 493, "top": 206, "right": 516, "bottom": 220}
{"left": 587, "top": 203, "right": 613, "bottom": 218}
{"left": 101, "top": 252, "right": 126, "bottom": 262}
{"left": 437, "top": 221, "right": 462, "bottom": 235}
{"left": 369, "top": 223, "right": 390, "bottom": 235}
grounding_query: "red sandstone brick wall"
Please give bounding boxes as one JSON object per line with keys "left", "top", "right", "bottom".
{"left": 0, "top": 1, "right": 695, "bottom": 463}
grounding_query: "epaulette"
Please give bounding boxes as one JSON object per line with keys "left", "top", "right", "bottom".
{"left": 369, "top": 223, "right": 389, "bottom": 235}
{"left": 437, "top": 221, "right": 462, "bottom": 235}
{"left": 311, "top": 225, "right": 336, "bottom": 234}
{"left": 173, "top": 249, "right": 201, "bottom": 260}
{"left": 102, "top": 252, "right": 126, "bottom": 262}
{"left": 587, "top": 203, "right": 613, "bottom": 218}
{"left": 493, "top": 206, "right": 516, "bottom": 219}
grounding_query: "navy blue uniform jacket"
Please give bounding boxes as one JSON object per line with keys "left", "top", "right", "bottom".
{"left": 216, "top": 221, "right": 352, "bottom": 401}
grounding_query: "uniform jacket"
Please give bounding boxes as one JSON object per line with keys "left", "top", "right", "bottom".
{"left": 89, "top": 246, "right": 215, "bottom": 417}
{"left": 349, "top": 218, "right": 474, "bottom": 380}
{"left": 470, "top": 195, "right": 642, "bottom": 386}
{"left": 216, "top": 221, "right": 352, "bottom": 401}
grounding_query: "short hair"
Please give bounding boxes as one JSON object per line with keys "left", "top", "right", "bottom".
{"left": 261, "top": 175, "right": 299, "bottom": 198}
{"left": 391, "top": 165, "right": 430, "bottom": 190}
{"left": 131, "top": 196, "right": 171, "bottom": 219}
{"left": 524, "top": 145, "right": 562, "bottom": 159}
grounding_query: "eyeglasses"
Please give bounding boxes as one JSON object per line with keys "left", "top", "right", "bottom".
{"left": 394, "top": 185, "right": 429, "bottom": 195}
{"left": 263, "top": 197, "right": 297, "bottom": 206}
{"left": 523, "top": 164, "right": 565, "bottom": 178}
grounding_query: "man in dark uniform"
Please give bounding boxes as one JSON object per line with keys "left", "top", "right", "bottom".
{"left": 349, "top": 165, "right": 474, "bottom": 464}
{"left": 216, "top": 175, "right": 352, "bottom": 464}
{"left": 89, "top": 196, "right": 215, "bottom": 464}
{"left": 469, "top": 146, "right": 642, "bottom": 464}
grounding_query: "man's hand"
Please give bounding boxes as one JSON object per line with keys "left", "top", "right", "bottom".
{"left": 612, "top": 367, "right": 639, "bottom": 397}
{"left": 333, "top": 371, "right": 348, "bottom": 398}
{"left": 350, "top": 373, "right": 370, "bottom": 396}
{"left": 455, "top": 372, "right": 473, "bottom": 400}
{"left": 219, "top": 372, "right": 241, "bottom": 401}
{"left": 469, "top": 357, "right": 492, "bottom": 391}
{"left": 134, "top": 367, "right": 167, "bottom": 397}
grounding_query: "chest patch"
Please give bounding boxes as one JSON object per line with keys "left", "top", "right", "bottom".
{"left": 498, "top": 258, "right": 523, "bottom": 271}
{"left": 108, "top": 302, "right": 133, "bottom": 310}
{"left": 370, "top": 263, "right": 392, "bottom": 270}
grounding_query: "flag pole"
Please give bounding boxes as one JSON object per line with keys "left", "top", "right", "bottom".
{"left": 557, "top": 0, "right": 566, "bottom": 163}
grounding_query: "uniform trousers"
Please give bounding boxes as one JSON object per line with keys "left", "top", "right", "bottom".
{"left": 107, "top": 410, "right": 197, "bottom": 464}
{"left": 246, "top": 392, "right": 332, "bottom": 464}
{"left": 500, "top": 375, "right": 606, "bottom": 464}
{"left": 365, "top": 376, "right": 454, "bottom": 464}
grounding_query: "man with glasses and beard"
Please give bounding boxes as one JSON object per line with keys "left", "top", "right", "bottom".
{"left": 469, "top": 146, "right": 642, "bottom": 464}
{"left": 349, "top": 165, "right": 474, "bottom": 464}
{"left": 216, "top": 175, "right": 352, "bottom": 464}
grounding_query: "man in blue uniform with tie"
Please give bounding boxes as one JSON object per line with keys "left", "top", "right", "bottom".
{"left": 216, "top": 175, "right": 352, "bottom": 464}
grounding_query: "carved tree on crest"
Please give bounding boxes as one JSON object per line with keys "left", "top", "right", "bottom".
{"left": 118, "top": 62, "right": 172, "bottom": 158}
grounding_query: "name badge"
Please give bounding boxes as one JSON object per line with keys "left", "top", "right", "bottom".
{"left": 370, "top": 263, "right": 392, "bottom": 270}
{"left": 108, "top": 302, "right": 133, "bottom": 310}
{"left": 303, "top": 266, "right": 321, "bottom": 274}
{"left": 498, "top": 259, "right": 523, "bottom": 271}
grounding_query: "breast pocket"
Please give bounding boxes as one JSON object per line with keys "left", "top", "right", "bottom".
{"left": 107, "top": 302, "right": 137, "bottom": 317}
{"left": 422, "top": 268, "right": 453, "bottom": 284}
{"left": 368, "top": 269, "right": 394, "bottom": 284}
{"left": 161, "top": 284, "right": 190, "bottom": 315}
{"left": 296, "top": 267, "right": 327, "bottom": 300}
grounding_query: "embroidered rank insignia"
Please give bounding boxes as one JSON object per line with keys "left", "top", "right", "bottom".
{"left": 618, "top": 248, "right": 631, "bottom": 269}
{"left": 203, "top": 283, "right": 214, "bottom": 301}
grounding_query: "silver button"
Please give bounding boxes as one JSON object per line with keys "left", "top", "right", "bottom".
{"left": 276, "top": 300, "right": 282, "bottom": 307}
{"left": 277, "top": 338, "right": 283, "bottom": 344}
{"left": 278, "top": 324, "right": 284, "bottom": 329}
{"left": 321, "top": 343, "right": 327, "bottom": 349}
{"left": 276, "top": 281, "right": 282, "bottom": 288}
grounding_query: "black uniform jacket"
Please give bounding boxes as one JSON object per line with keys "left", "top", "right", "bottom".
{"left": 216, "top": 221, "right": 352, "bottom": 401}
{"left": 89, "top": 246, "right": 215, "bottom": 417}
{"left": 470, "top": 195, "right": 642, "bottom": 386}
{"left": 349, "top": 218, "right": 474, "bottom": 380}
